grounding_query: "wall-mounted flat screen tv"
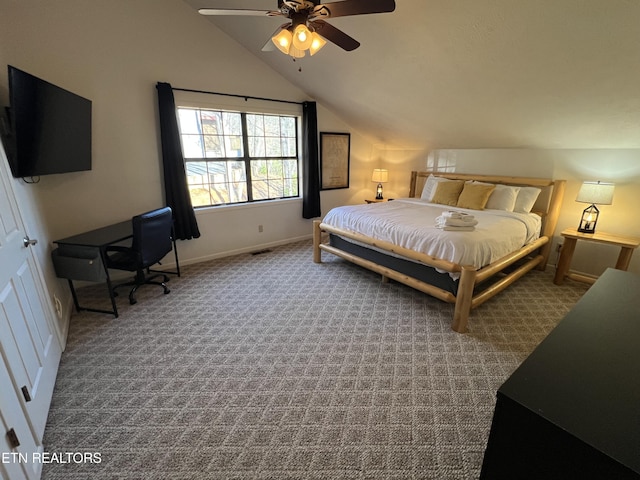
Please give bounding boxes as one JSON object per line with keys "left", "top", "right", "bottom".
{"left": 3, "top": 65, "right": 92, "bottom": 178}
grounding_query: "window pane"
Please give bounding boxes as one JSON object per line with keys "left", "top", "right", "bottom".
{"left": 185, "top": 161, "right": 208, "bottom": 184}
{"left": 209, "top": 183, "right": 229, "bottom": 205}
{"left": 265, "top": 137, "right": 281, "bottom": 157}
{"left": 251, "top": 160, "right": 267, "bottom": 181}
{"left": 281, "top": 137, "right": 296, "bottom": 157}
{"left": 283, "top": 159, "right": 298, "bottom": 178}
{"left": 188, "top": 185, "right": 212, "bottom": 207}
{"left": 207, "top": 161, "right": 227, "bottom": 184}
{"left": 268, "top": 179, "right": 284, "bottom": 198}
{"left": 264, "top": 115, "right": 280, "bottom": 136}
{"left": 182, "top": 134, "right": 204, "bottom": 158}
{"left": 252, "top": 180, "right": 268, "bottom": 200}
{"left": 229, "top": 182, "right": 248, "bottom": 203}
{"left": 281, "top": 117, "right": 296, "bottom": 137}
{"left": 209, "top": 161, "right": 231, "bottom": 205}
{"left": 249, "top": 136, "right": 265, "bottom": 157}
{"left": 284, "top": 178, "right": 298, "bottom": 197}
{"left": 203, "top": 135, "right": 224, "bottom": 158}
{"left": 224, "top": 135, "right": 243, "bottom": 158}
{"left": 246, "top": 114, "right": 263, "bottom": 136}
{"left": 228, "top": 160, "right": 247, "bottom": 204}
{"left": 227, "top": 160, "right": 246, "bottom": 182}
{"left": 200, "top": 110, "right": 222, "bottom": 135}
{"left": 178, "top": 109, "right": 201, "bottom": 134}
{"left": 222, "top": 111, "right": 242, "bottom": 135}
{"left": 267, "top": 159, "right": 283, "bottom": 177}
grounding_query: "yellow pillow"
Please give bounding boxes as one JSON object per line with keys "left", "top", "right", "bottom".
{"left": 431, "top": 180, "right": 465, "bottom": 206}
{"left": 456, "top": 182, "right": 496, "bottom": 210}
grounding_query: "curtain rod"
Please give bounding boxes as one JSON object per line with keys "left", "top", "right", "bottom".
{"left": 172, "top": 87, "right": 304, "bottom": 106}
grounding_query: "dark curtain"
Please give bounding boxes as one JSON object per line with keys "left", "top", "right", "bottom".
{"left": 302, "top": 101, "right": 321, "bottom": 218}
{"left": 156, "top": 82, "right": 200, "bottom": 240}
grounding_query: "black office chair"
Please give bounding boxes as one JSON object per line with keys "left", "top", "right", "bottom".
{"left": 105, "top": 207, "right": 175, "bottom": 305}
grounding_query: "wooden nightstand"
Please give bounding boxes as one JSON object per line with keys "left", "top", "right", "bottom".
{"left": 365, "top": 198, "right": 389, "bottom": 204}
{"left": 553, "top": 228, "right": 640, "bottom": 285}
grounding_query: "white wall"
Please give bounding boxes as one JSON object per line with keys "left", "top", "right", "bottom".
{"left": 0, "top": 0, "right": 381, "bottom": 331}
{"left": 426, "top": 148, "right": 640, "bottom": 276}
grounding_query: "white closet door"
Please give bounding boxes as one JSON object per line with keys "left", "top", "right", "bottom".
{"left": 0, "top": 141, "right": 62, "bottom": 477}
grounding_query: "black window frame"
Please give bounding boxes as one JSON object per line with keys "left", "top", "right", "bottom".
{"left": 177, "top": 106, "right": 301, "bottom": 208}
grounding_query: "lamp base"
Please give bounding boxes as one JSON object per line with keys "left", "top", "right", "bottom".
{"left": 376, "top": 183, "right": 383, "bottom": 200}
{"left": 578, "top": 204, "right": 599, "bottom": 234}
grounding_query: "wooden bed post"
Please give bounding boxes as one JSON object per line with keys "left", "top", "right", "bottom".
{"left": 452, "top": 266, "right": 476, "bottom": 333}
{"left": 538, "top": 179, "right": 566, "bottom": 271}
{"left": 409, "top": 171, "right": 418, "bottom": 197}
{"left": 313, "top": 220, "right": 322, "bottom": 263}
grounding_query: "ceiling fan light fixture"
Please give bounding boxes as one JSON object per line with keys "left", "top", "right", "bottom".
{"left": 292, "top": 23, "right": 313, "bottom": 50}
{"left": 272, "top": 28, "right": 293, "bottom": 54}
{"left": 309, "top": 31, "right": 326, "bottom": 55}
{"left": 288, "top": 44, "right": 306, "bottom": 58}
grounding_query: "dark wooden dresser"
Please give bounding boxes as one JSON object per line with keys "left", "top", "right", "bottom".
{"left": 480, "top": 268, "right": 640, "bottom": 479}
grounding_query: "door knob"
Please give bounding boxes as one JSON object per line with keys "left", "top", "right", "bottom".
{"left": 23, "top": 236, "right": 38, "bottom": 248}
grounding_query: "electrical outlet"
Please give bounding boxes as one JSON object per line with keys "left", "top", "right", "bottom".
{"left": 258, "top": 225, "right": 264, "bottom": 233}
{"left": 53, "top": 294, "right": 62, "bottom": 319}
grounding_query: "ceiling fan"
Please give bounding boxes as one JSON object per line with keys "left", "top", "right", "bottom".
{"left": 198, "top": 0, "right": 396, "bottom": 58}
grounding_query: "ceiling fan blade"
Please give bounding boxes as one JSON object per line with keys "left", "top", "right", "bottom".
{"left": 314, "top": 0, "right": 395, "bottom": 19}
{"left": 312, "top": 20, "right": 360, "bottom": 51}
{"left": 198, "top": 8, "right": 281, "bottom": 17}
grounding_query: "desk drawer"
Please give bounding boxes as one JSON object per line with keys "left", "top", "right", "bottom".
{"left": 51, "top": 247, "right": 106, "bottom": 282}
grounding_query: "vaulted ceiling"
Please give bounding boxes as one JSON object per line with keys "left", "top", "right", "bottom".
{"left": 183, "top": 0, "right": 640, "bottom": 150}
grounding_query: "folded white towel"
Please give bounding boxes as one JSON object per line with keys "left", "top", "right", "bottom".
{"left": 437, "top": 225, "right": 476, "bottom": 231}
{"left": 436, "top": 212, "right": 477, "bottom": 231}
{"left": 436, "top": 217, "right": 478, "bottom": 227}
{"left": 441, "top": 210, "right": 475, "bottom": 221}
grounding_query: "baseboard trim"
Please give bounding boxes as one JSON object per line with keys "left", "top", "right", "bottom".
{"left": 165, "top": 234, "right": 314, "bottom": 269}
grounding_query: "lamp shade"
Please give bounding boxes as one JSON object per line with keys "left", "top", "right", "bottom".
{"left": 309, "top": 32, "right": 327, "bottom": 56}
{"left": 371, "top": 169, "right": 388, "bottom": 183}
{"left": 576, "top": 181, "right": 615, "bottom": 205}
{"left": 272, "top": 28, "right": 293, "bottom": 55}
{"left": 292, "top": 24, "right": 313, "bottom": 50}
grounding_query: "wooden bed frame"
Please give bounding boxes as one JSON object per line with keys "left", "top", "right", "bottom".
{"left": 313, "top": 171, "right": 566, "bottom": 333}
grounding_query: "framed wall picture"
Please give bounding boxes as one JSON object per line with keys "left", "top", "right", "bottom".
{"left": 320, "top": 132, "right": 350, "bottom": 190}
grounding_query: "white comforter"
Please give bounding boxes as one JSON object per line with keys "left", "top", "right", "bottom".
{"left": 322, "top": 198, "right": 542, "bottom": 276}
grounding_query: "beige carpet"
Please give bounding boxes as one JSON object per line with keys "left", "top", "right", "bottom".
{"left": 41, "top": 240, "right": 588, "bottom": 479}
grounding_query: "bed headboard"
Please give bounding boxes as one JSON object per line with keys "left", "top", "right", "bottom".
{"left": 409, "top": 171, "right": 566, "bottom": 244}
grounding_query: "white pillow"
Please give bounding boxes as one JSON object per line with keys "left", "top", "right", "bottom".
{"left": 485, "top": 184, "right": 521, "bottom": 212}
{"left": 514, "top": 187, "right": 542, "bottom": 213}
{"left": 421, "top": 175, "right": 453, "bottom": 201}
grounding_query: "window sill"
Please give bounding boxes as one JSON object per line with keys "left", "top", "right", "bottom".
{"left": 194, "top": 197, "right": 302, "bottom": 216}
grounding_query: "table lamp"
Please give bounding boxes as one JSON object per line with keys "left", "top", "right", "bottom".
{"left": 576, "top": 181, "right": 615, "bottom": 233}
{"left": 372, "top": 169, "right": 388, "bottom": 200}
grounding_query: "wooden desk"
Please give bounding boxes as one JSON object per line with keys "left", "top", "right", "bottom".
{"left": 481, "top": 269, "right": 640, "bottom": 479}
{"left": 553, "top": 228, "right": 640, "bottom": 285}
